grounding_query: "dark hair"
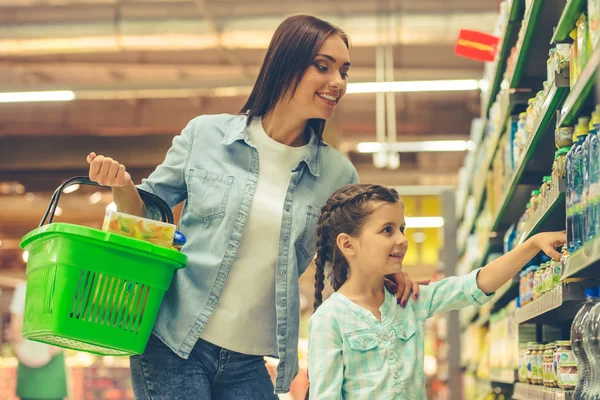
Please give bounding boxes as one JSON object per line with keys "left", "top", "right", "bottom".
{"left": 313, "top": 184, "right": 401, "bottom": 312}
{"left": 239, "top": 15, "right": 349, "bottom": 142}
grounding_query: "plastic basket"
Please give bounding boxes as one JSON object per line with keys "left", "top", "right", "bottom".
{"left": 19, "top": 177, "right": 187, "bottom": 356}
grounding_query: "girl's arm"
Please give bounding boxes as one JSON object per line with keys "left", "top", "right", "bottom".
{"left": 307, "top": 313, "right": 344, "bottom": 400}
{"left": 412, "top": 231, "right": 566, "bottom": 319}
{"left": 476, "top": 231, "right": 566, "bottom": 294}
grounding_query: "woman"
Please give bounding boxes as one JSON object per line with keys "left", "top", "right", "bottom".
{"left": 87, "top": 15, "right": 421, "bottom": 398}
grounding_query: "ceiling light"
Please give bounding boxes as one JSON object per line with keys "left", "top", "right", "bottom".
{"left": 55, "top": 206, "right": 63, "bottom": 216}
{"left": 357, "top": 140, "right": 471, "bottom": 153}
{"left": 0, "top": 90, "right": 75, "bottom": 103}
{"left": 406, "top": 217, "right": 444, "bottom": 228}
{"left": 23, "top": 251, "right": 29, "bottom": 263}
{"left": 89, "top": 191, "right": 103, "bottom": 205}
{"left": 346, "top": 79, "right": 481, "bottom": 94}
{"left": 63, "top": 184, "right": 80, "bottom": 194}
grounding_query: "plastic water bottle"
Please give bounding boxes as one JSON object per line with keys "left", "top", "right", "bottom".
{"left": 588, "top": 106, "right": 600, "bottom": 243}
{"left": 568, "top": 118, "right": 589, "bottom": 252}
{"left": 583, "top": 286, "right": 600, "bottom": 399}
{"left": 572, "top": 288, "right": 600, "bottom": 399}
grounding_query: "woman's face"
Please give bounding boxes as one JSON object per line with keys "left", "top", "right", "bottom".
{"left": 290, "top": 34, "right": 350, "bottom": 120}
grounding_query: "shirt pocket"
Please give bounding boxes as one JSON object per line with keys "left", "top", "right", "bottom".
{"left": 346, "top": 331, "right": 379, "bottom": 352}
{"left": 393, "top": 320, "right": 416, "bottom": 341}
{"left": 297, "top": 205, "right": 321, "bottom": 259}
{"left": 186, "top": 169, "right": 234, "bottom": 222}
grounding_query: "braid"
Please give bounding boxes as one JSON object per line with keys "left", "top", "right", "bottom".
{"left": 313, "top": 222, "right": 328, "bottom": 312}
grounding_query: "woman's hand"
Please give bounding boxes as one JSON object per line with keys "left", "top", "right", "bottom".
{"left": 87, "top": 152, "right": 132, "bottom": 188}
{"left": 384, "top": 272, "right": 430, "bottom": 307}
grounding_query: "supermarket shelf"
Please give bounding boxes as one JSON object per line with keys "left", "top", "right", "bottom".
{"left": 551, "top": 0, "right": 586, "bottom": 44}
{"left": 513, "top": 382, "right": 573, "bottom": 400}
{"left": 491, "top": 82, "right": 568, "bottom": 232}
{"left": 509, "top": 0, "right": 543, "bottom": 89}
{"left": 490, "top": 368, "right": 517, "bottom": 384}
{"left": 517, "top": 178, "right": 566, "bottom": 246}
{"left": 482, "top": 0, "right": 524, "bottom": 116}
{"left": 516, "top": 282, "right": 586, "bottom": 325}
{"left": 559, "top": 45, "right": 600, "bottom": 126}
{"left": 460, "top": 305, "right": 480, "bottom": 329}
{"left": 563, "top": 236, "right": 600, "bottom": 279}
{"left": 490, "top": 278, "right": 519, "bottom": 313}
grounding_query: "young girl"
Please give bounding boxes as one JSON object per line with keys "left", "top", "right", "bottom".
{"left": 307, "top": 184, "right": 566, "bottom": 399}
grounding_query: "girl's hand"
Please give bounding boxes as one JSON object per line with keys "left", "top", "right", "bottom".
{"left": 531, "top": 231, "right": 567, "bottom": 260}
{"left": 384, "top": 272, "right": 430, "bottom": 308}
{"left": 87, "top": 152, "right": 132, "bottom": 188}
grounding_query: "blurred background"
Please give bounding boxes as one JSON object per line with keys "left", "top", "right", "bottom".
{"left": 3, "top": 0, "right": 582, "bottom": 399}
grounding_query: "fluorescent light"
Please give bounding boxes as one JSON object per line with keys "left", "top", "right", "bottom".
{"left": 63, "top": 184, "right": 80, "bottom": 194}
{"left": 55, "top": 206, "right": 63, "bottom": 216}
{"left": 357, "top": 140, "right": 471, "bottom": 153}
{"left": 89, "top": 191, "right": 103, "bottom": 205}
{"left": 346, "top": 79, "right": 481, "bottom": 94}
{"left": 0, "top": 90, "right": 75, "bottom": 103}
{"left": 406, "top": 216, "right": 444, "bottom": 228}
{"left": 23, "top": 251, "right": 29, "bottom": 263}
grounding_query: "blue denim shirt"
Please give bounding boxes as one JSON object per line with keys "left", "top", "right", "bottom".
{"left": 137, "top": 113, "right": 358, "bottom": 393}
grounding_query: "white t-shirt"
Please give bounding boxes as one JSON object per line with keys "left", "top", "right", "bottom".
{"left": 199, "top": 117, "right": 307, "bottom": 355}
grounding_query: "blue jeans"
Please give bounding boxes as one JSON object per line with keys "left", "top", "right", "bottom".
{"left": 130, "top": 334, "right": 278, "bottom": 399}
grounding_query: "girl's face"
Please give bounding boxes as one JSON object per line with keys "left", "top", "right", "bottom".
{"left": 350, "top": 202, "right": 409, "bottom": 276}
{"left": 288, "top": 34, "right": 350, "bottom": 120}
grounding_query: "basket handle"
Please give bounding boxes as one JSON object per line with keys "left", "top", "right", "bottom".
{"left": 40, "top": 176, "right": 174, "bottom": 227}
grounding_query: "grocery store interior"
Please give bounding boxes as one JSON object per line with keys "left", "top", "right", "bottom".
{"left": 2, "top": 0, "right": 600, "bottom": 399}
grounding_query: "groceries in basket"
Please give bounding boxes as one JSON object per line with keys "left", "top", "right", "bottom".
{"left": 102, "top": 210, "right": 176, "bottom": 248}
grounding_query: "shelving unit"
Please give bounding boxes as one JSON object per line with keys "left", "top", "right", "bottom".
{"left": 458, "top": 0, "right": 600, "bottom": 398}
{"left": 513, "top": 383, "right": 573, "bottom": 400}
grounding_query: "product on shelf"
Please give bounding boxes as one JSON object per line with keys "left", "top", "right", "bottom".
{"left": 543, "top": 343, "right": 558, "bottom": 388}
{"left": 582, "top": 285, "right": 600, "bottom": 397}
{"left": 585, "top": 107, "right": 600, "bottom": 243}
{"left": 558, "top": 361, "right": 579, "bottom": 391}
{"left": 591, "top": 0, "right": 600, "bottom": 49}
{"left": 566, "top": 117, "right": 590, "bottom": 252}
{"left": 556, "top": 126, "right": 574, "bottom": 149}
{"left": 571, "top": 288, "right": 600, "bottom": 398}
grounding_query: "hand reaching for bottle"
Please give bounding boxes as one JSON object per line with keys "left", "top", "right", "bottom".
{"left": 87, "top": 152, "right": 132, "bottom": 188}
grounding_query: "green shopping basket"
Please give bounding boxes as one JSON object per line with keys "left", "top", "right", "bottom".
{"left": 19, "top": 177, "right": 187, "bottom": 356}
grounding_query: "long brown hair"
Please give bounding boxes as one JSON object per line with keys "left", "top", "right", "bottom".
{"left": 239, "top": 15, "right": 349, "bottom": 142}
{"left": 312, "top": 184, "right": 401, "bottom": 312}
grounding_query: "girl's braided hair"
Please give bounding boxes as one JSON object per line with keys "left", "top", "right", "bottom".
{"left": 312, "top": 183, "right": 400, "bottom": 312}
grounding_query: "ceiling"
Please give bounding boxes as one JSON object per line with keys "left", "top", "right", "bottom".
{"left": 0, "top": 0, "right": 498, "bottom": 283}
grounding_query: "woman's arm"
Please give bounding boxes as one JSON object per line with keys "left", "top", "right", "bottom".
{"left": 476, "top": 231, "right": 566, "bottom": 294}
{"left": 307, "top": 313, "right": 344, "bottom": 400}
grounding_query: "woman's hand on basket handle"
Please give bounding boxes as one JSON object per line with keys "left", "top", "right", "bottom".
{"left": 87, "top": 152, "right": 132, "bottom": 188}
{"left": 87, "top": 152, "right": 145, "bottom": 217}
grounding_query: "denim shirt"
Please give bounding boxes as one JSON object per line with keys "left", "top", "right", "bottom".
{"left": 137, "top": 113, "right": 358, "bottom": 393}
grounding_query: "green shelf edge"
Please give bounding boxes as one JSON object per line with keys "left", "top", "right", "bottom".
{"left": 551, "top": 0, "right": 585, "bottom": 43}
{"left": 483, "top": 0, "right": 524, "bottom": 116}
{"left": 510, "top": 0, "right": 543, "bottom": 89}
{"left": 492, "top": 84, "right": 567, "bottom": 232}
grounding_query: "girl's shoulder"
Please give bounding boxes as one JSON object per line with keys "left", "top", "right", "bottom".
{"left": 310, "top": 293, "right": 346, "bottom": 321}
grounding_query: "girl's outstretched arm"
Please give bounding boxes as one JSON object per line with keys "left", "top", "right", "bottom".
{"left": 476, "top": 231, "right": 566, "bottom": 294}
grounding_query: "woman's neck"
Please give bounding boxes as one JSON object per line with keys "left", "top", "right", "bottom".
{"left": 261, "top": 103, "right": 308, "bottom": 147}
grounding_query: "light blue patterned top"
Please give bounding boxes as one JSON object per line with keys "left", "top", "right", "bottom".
{"left": 307, "top": 268, "right": 492, "bottom": 399}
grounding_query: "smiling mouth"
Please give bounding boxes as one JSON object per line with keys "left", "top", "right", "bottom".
{"left": 389, "top": 252, "right": 405, "bottom": 258}
{"left": 316, "top": 92, "right": 339, "bottom": 105}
